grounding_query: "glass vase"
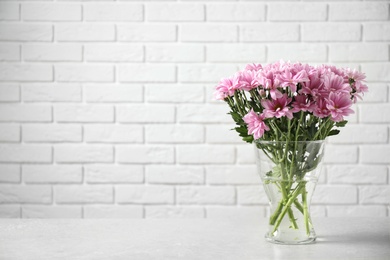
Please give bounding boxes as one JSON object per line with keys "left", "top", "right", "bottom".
{"left": 254, "top": 140, "right": 325, "bottom": 245}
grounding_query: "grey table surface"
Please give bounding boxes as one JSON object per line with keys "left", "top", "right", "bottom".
{"left": 0, "top": 217, "right": 389, "bottom": 260}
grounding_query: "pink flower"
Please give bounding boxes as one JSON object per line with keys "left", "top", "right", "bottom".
{"left": 291, "top": 95, "right": 314, "bottom": 113}
{"left": 214, "top": 73, "right": 241, "bottom": 100}
{"left": 299, "top": 71, "right": 323, "bottom": 99}
{"left": 261, "top": 94, "right": 293, "bottom": 119}
{"left": 258, "top": 70, "right": 283, "bottom": 100}
{"left": 278, "top": 69, "right": 309, "bottom": 93}
{"left": 244, "top": 63, "right": 263, "bottom": 71}
{"left": 325, "top": 92, "right": 354, "bottom": 122}
{"left": 243, "top": 109, "right": 270, "bottom": 139}
{"left": 323, "top": 73, "right": 351, "bottom": 95}
{"left": 313, "top": 98, "right": 330, "bottom": 119}
{"left": 239, "top": 70, "right": 261, "bottom": 91}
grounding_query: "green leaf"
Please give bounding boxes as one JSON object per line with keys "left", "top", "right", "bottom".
{"left": 327, "top": 129, "right": 340, "bottom": 136}
{"left": 335, "top": 120, "right": 348, "bottom": 127}
{"left": 242, "top": 136, "right": 254, "bottom": 143}
{"left": 229, "top": 112, "right": 242, "bottom": 123}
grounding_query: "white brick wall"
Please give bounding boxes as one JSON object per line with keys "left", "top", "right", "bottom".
{"left": 0, "top": 0, "right": 389, "bottom": 219}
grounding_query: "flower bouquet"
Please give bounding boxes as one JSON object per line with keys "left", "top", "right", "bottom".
{"left": 214, "top": 61, "right": 367, "bottom": 244}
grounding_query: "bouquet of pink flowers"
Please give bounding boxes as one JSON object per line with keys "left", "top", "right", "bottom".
{"left": 214, "top": 61, "right": 368, "bottom": 242}
{"left": 214, "top": 60, "right": 368, "bottom": 143}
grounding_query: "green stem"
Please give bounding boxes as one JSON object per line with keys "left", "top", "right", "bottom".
{"left": 302, "top": 184, "right": 311, "bottom": 235}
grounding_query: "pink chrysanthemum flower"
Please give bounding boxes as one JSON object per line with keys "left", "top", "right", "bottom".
{"left": 214, "top": 73, "right": 241, "bottom": 100}
{"left": 313, "top": 98, "right": 330, "bottom": 119}
{"left": 278, "top": 69, "right": 309, "bottom": 93}
{"left": 261, "top": 94, "right": 293, "bottom": 119}
{"left": 325, "top": 92, "right": 354, "bottom": 122}
{"left": 259, "top": 70, "right": 283, "bottom": 100}
{"left": 323, "top": 73, "right": 351, "bottom": 95}
{"left": 291, "top": 95, "right": 314, "bottom": 113}
{"left": 244, "top": 63, "right": 263, "bottom": 72}
{"left": 239, "top": 70, "right": 261, "bottom": 91}
{"left": 243, "top": 109, "right": 270, "bottom": 140}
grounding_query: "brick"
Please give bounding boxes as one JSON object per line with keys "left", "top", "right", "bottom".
{"left": 23, "top": 44, "right": 82, "bottom": 61}
{"left": 312, "top": 185, "right": 357, "bottom": 204}
{"left": 54, "top": 105, "right": 114, "bottom": 123}
{"left": 360, "top": 145, "right": 390, "bottom": 164}
{"left": 359, "top": 186, "right": 390, "bottom": 204}
{"left": 0, "top": 44, "right": 20, "bottom": 61}
{"left": 84, "top": 84, "right": 143, "bottom": 103}
{"left": 180, "top": 24, "right": 237, "bottom": 42}
{"left": 146, "top": 44, "right": 204, "bottom": 62}
{"left": 360, "top": 104, "right": 390, "bottom": 123}
{"left": 146, "top": 206, "right": 204, "bottom": 218}
{"left": 0, "top": 104, "right": 51, "bottom": 122}
{"left": 147, "top": 3, "right": 204, "bottom": 21}
{"left": 360, "top": 63, "right": 390, "bottom": 82}
{"left": 84, "top": 44, "right": 143, "bottom": 62}
{"left": 364, "top": 23, "right": 390, "bottom": 41}
{"left": 56, "top": 24, "right": 115, "bottom": 42}
{"left": 55, "top": 185, "right": 113, "bottom": 204}
{"left": 118, "top": 24, "right": 176, "bottom": 42}
{"left": 22, "top": 83, "right": 81, "bottom": 102}
{"left": 0, "top": 164, "right": 20, "bottom": 183}
{"left": 0, "top": 185, "right": 52, "bottom": 204}
{"left": 206, "top": 165, "right": 259, "bottom": 185}
{"left": 362, "top": 83, "right": 387, "bottom": 103}
{"left": 302, "top": 23, "right": 361, "bottom": 42}
{"left": 329, "top": 43, "right": 389, "bottom": 62}
{"left": 0, "top": 124, "right": 20, "bottom": 142}
{"left": 176, "top": 186, "right": 235, "bottom": 205}
{"left": 240, "top": 24, "right": 299, "bottom": 42}
{"left": 116, "top": 185, "right": 174, "bottom": 204}
{"left": 237, "top": 185, "right": 268, "bottom": 205}
{"left": 323, "top": 145, "right": 358, "bottom": 164}
{"left": 207, "top": 3, "right": 265, "bottom": 21}
{"left": 177, "top": 104, "right": 231, "bottom": 123}
{"left": 22, "top": 206, "right": 81, "bottom": 218}
{"left": 178, "top": 64, "right": 237, "bottom": 83}
{"left": 145, "top": 124, "right": 204, "bottom": 144}
{"left": 146, "top": 165, "right": 204, "bottom": 184}
{"left": 84, "top": 3, "right": 143, "bottom": 21}
{"left": 327, "top": 205, "right": 387, "bottom": 218}
{"left": 329, "top": 124, "right": 388, "bottom": 144}
{"left": 268, "top": 44, "right": 327, "bottom": 62}
{"left": 84, "top": 124, "right": 143, "bottom": 143}
{"left": 207, "top": 44, "right": 266, "bottom": 63}
{"left": 327, "top": 165, "right": 387, "bottom": 184}
{"left": 206, "top": 124, "right": 242, "bottom": 144}
{"left": 55, "top": 64, "right": 114, "bottom": 82}
{"left": 0, "top": 206, "right": 20, "bottom": 218}
{"left": 236, "top": 144, "right": 256, "bottom": 164}
{"left": 118, "top": 64, "right": 175, "bottom": 83}
{"left": 117, "top": 105, "right": 175, "bottom": 123}
{"left": 54, "top": 145, "right": 113, "bottom": 163}
{"left": 329, "top": 3, "right": 389, "bottom": 21}
{"left": 207, "top": 206, "right": 265, "bottom": 219}
{"left": 84, "top": 206, "right": 143, "bottom": 218}
{"left": 23, "top": 124, "right": 82, "bottom": 142}
{"left": 22, "top": 165, "right": 82, "bottom": 184}
{"left": 0, "top": 23, "right": 52, "bottom": 41}
{"left": 116, "top": 145, "right": 174, "bottom": 164}
{"left": 145, "top": 84, "right": 204, "bottom": 103}
{"left": 85, "top": 165, "right": 143, "bottom": 184}
{"left": 176, "top": 145, "right": 235, "bottom": 164}
{"left": 0, "top": 84, "right": 19, "bottom": 102}
{"left": 0, "top": 145, "right": 52, "bottom": 163}
{"left": 268, "top": 3, "right": 327, "bottom": 21}
{"left": 0, "top": 3, "right": 19, "bottom": 20}
{"left": 22, "top": 3, "right": 81, "bottom": 21}
{"left": 0, "top": 64, "right": 52, "bottom": 81}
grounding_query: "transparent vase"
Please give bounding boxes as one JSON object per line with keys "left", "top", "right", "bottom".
{"left": 254, "top": 140, "right": 325, "bottom": 245}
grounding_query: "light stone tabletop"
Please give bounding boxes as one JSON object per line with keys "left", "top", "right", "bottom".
{"left": 0, "top": 218, "right": 389, "bottom": 260}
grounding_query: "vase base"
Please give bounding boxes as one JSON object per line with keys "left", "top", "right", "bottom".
{"left": 265, "top": 232, "right": 316, "bottom": 245}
